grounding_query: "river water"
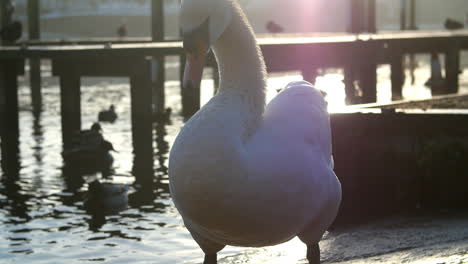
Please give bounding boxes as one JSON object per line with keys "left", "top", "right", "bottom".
{"left": 1, "top": 54, "right": 468, "bottom": 264}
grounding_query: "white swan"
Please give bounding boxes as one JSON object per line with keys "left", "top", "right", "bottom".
{"left": 169, "top": 1, "right": 342, "bottom": 263}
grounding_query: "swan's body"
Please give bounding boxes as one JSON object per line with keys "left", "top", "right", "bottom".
{"left": 170, "top": 0, "right": 341, "bottom": 262}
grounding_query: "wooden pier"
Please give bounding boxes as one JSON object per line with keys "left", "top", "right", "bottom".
{"left": 1, "top": 29, "right": 468, "bottom": 183}
{"left": 331, "top": 107, "right": 468, "bottom": 226}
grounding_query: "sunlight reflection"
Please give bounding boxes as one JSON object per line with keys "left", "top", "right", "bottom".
{"left": 200, "top": 79, "right": 216, "bottom": 106}
{"left": 201, "top": 71, "right": 349, "bottom": 113}
{"left": 219, "top": 238, "right": 306, "bottom": 264}
{"left": 315, "top": 73, "right": 347, "bottom": 113}
{"left": 199, "top": 60, "right": 439, "bottom": 116}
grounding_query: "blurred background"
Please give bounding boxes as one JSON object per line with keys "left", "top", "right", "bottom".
{"left": 6, "top": 0, "right": 468, "bottom": 39}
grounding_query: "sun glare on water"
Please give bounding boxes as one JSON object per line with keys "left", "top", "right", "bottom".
{"left": 201, "top": 71, "right": 349, "bottom": 113}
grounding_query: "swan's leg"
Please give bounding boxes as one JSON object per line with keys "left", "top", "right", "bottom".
{"left": 306, "top": 243, "right": 320, "bottom": 264}
{"left": 185, "top": 223, "right": 224, "bottom": 263}
{"left": 203, "top": 254, "right": 217, "bottom": 264}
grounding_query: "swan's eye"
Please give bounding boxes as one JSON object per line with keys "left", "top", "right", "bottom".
{"left": 182, "top": 18, "right": 210, "bottom": 55}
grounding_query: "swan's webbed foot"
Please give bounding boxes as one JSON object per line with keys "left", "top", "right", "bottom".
{"left": 203, "top": 254, "right": 217, "bottom": 264}
{"left": 307, "top": 243, "right": 320, "bottom": 264}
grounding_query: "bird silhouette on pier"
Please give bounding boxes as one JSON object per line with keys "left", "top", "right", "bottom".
{"left": 266, "top": 20, "right": 284, "bottom": 33}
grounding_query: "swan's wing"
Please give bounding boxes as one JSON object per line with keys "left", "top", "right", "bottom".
{"left": 261, "top": 81, "right": 333, "bottom": 166}
{"left": 243, "top": 81, "right": 339, "bottom": 236}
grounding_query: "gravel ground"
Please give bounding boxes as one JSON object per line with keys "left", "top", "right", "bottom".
{"left": 214, "top": 212, "right": 468, "bottom": 264}
{"left": 323, "top": 212, "right": 468, "bottom": 264}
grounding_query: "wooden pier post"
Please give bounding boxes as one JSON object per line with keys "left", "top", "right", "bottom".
{"left": 0, "top": 2, "right": 5, "bottom": 45}
{"left": 302, "top": 66, "right": 318, "bottom": 85}
{"left": 130, "top": 58, "right": 154, "bottom": 184}
{"left": 0, "top": 0, "right": 12, "bottom": 46}
{"left": 179, "top": 54, "right": 185, "bottom": 84}
{"left": 367, "top": 0, "right": 376, "bottom": 33}
{"left": 28, "top": 0, "right": 42, "bottom": 113}
{"left": 391, "top": 51, "right": 404, "bottom": 100}
{"left": 151, "top": 0, "right": 164, "bottom": 41}
{"left": 400, "top": 0, "right": 407, "bottom": 30}
{"left": 350, "top": 0, "right": 376, "bottom": 33}
{"left": 0, "top": 60, "right": 21, "bottom": 172}
{"left": 407, "top": 0, "right": 417, "bottom": 85}
{"left": 151, "top": 0, "right": 166, "bottom": 115}
{"left": 180, "top": 54, "right": 200, "bottom": 118}
{"left": 0, "top": 60, "right": 20, "bottom": 139}
{"left": 343, "top": 44, "right": 359, "bottom": 104}
{"left": 361, "top": 62, "right": 377, "bottom": 103}
{"left": 58, "top": 64, "right": 81, "bottom": 149}
{"left": 29, "top": 59, "right": 42, "bottom": 112}
{"left": 180, "top": 53, "right": 186, "bottom": 107}
{"left": 445, "top": 42, "right": 460, "bottom": 94}
{"left": 350, "top": 0, "right": 364, "bottom": 33}
{"left": 344, "top": 64, "right": 358, "bottom": 104}
{"left": 359, "top": 44, "right": 377, "bottom": 103}
{"left": 409, "top": 0, "right": 416, "bottom": 30}
{"left": 151, "top": 57, "right": 165, "bottom": 114}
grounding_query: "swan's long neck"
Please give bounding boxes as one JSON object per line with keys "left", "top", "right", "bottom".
{"left": 212, "top": 1, "right": 267, "bottom": 136}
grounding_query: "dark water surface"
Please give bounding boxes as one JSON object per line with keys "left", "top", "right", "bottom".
{"left": 0, "top": 66, "right": 207, "bottom": 263}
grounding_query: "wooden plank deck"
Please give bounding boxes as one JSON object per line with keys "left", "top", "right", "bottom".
{"left": 10, "top": 29, "right": 468, "bottom": 45}
{"left": 1, "top": 29, "right": 467, "bottom": 56}
{"left": 0, "top": 30, "right": 465, "bottom": 77}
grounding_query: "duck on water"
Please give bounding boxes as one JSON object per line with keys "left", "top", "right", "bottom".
{"left": 62, "top": 123, "right": 116, "bottom": 176}
{"left": 98, "top": 105, "right": 118, "bottom": 123}
{"left": 169, "top": 0, "right": 342, "bottom": 263}
{"left": 84, "top": 179, "right": 130, "bottom": 229}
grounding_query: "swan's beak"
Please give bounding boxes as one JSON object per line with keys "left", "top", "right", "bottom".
{"left": 183, "top": 43, "right": 208, "bottom": 92}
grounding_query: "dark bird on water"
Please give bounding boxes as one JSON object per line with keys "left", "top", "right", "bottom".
{"left": 85, "top": 180, "right": 129, "bottom": 215}
{"left": 444, "top": 18, "right": 464, "bottom": 30}
{"left": 62, "top": 123, "right": 116, "bottom": 175}
{"left": 153, "top": 107, "right": 172, "bottom": 123}
{"left": 85, "top": 179, "right": 129, "bottom": 229}
{"left": 0, "top": 20, "right": 22, "bottom": 43}
{"left": 98, "top": 105, "right": 118, "bottom": 123}
{"left": 266, "top": 21, "right": 284, "bottom": 33}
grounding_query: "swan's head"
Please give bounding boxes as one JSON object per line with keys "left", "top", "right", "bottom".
{"left": 179, "top": 0, "right": 233, "bottom": 91}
